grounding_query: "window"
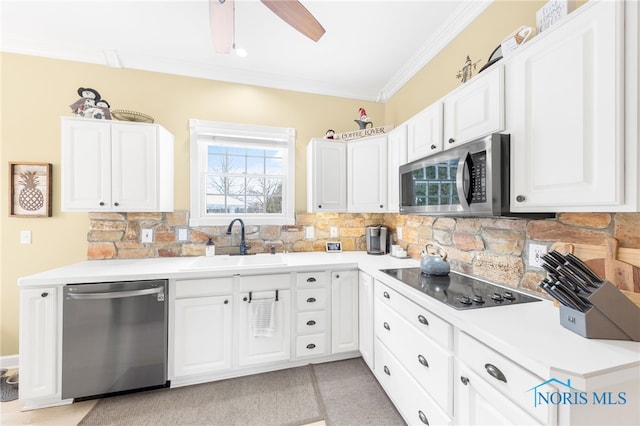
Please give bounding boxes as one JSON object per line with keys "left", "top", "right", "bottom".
{"left": 189, "top": 119, "right": 295, "bottom": 226}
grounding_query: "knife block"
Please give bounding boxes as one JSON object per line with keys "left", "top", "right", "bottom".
{"left": 559, "top": 281, "right": 640, "bottom": 341}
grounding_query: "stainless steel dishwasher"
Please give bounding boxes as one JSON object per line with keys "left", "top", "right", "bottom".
{"left": 62, "top": 280, "right": 168, "bottom": 400}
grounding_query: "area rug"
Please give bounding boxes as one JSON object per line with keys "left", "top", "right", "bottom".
{"left": 312, "top": 358, "right": 404, "bottom": 426}
{"left": 79, "top": 365, "right": 322, "bottom": 426}
{"left": 79, "top": 357, "right": 403, "bottom": 426}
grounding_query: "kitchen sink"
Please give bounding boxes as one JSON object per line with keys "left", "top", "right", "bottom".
{"left": 182, "top": 253, "right": 286, "bottom": 271}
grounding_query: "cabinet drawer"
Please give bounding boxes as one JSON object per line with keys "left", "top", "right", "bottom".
{"left": 458, "top": 332, "right": 553, "bottom": 424}
{"left": 239, "top": 274, "right": 291, "bottom": 291}
{"left": 296, "top": 288, "right": 327, "bottom": 311}
{"left": 375, "top": 339, "right": 452, "bottom": 426}
{"left": 375, "top": 282, "right": 452, "bottom": 349}
{"left": 375, "top": 299, "right": 453, "bottom": 414}
{"left": 295, "top": 334, "right": 327, "bottom": 358}
{"left": 175, "top": 277, "right": 233, "bottom": 298}
{"left": 296, "top": 271, "right": 327, "bottom": 287}
{"left": 296, "top": 311, "right": 326, "bottom": 334}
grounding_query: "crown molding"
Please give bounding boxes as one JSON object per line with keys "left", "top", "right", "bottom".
{"left": 377, "top": 0, "right": 494, "bottom": 102}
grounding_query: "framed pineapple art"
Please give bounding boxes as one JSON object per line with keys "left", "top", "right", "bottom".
{"left": 9, "top": 162, "right": 52, "bottom": 217}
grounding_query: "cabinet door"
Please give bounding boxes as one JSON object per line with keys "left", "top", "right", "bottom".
{"left": 238, "top": 290, "right": 291, "bottom": 366}
{"left": 407, "top": 103, "right": 443, "bottom": 162}
{"left": 61, "top": 119, "right": 112, "bottom": 211}
{"left": 387, "top": 125, "right": 408, "bottom": 212}
{"left": 19, "top": 287, "right": 58, "bottom": 400}
{"left": 457, "top": 363, "right": 541, "bottom": 425}
{"left": 111, "top": 123, "right": 158, "bottom": 211}
{"left": 358, "top": 272, "right": 374, "bottom": 370}
{"left": 347, "top": 136, "right": 388, "bottom": 212}
{"left": 173, "top": 295, "right": 232, "bottom": 377}
{"left": 443, "top": 65, "right": 504, "bottom": 149}
{"left": 331, "top": 270, "right": 359, "bottom": 353}
{"left": 307, "top": 139, "right": 347, "bottom": 212}
{"left": 508, "top": 1, "right": 623, "bottom": 211}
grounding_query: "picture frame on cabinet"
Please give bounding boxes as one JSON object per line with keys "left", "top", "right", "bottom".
{"left": 9, "top": 162, "right": 52, "bottom": 217}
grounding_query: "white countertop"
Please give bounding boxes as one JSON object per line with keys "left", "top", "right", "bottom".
{"left": 18, "top": 251, "right": 640, "bottom": 387}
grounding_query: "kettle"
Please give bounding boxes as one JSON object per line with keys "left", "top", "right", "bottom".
{"left": 420, "top": 244, "right": 450, "bottom": 276}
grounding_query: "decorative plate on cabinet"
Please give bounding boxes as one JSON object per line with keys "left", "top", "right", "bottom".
{"left": 111, "top": 109, "right": 154, "bottom": 123}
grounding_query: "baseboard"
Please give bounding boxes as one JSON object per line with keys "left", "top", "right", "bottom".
{"left": 0, "top": 354, "right": 19, "bottom": 370}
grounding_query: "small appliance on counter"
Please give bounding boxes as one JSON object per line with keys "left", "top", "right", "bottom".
{"left": 366, "top": 225, "right": 388, "bottom": 255}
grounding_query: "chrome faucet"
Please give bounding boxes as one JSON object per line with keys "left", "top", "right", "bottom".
{"left": 226, "top": 218, "right": 251, "bottom": 255}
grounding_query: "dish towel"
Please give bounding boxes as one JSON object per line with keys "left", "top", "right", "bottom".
{"left": 251, "top": 298, "right": 275, "bottom": 337}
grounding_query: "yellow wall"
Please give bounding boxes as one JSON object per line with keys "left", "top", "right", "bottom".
{"left": 0, "top": 0, "right": 584, "bottom": 356}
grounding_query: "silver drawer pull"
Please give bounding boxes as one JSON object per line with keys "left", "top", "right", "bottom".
{"left": 306, "top": 320, "right": 316, "bottom": 326}
{"left": 383, "top": 366, "right": 390, "bottom": 376}
{"left": 485, "top": 363, "right": 507, "bottom": 383}
{"left": 418, "top": 410, "right": 429, "bottom": 425}
{"left": 306, "top": 343, "right": 316, "bottom": 350}
{"left": 417, "top": 315, "right": 429, "bottom": 326}
{"left": 383, "top": 291, "right": 390, "bottom": 299}
{"left": 306, "top": 297, "right": 316, "bottom": 303}
{"left": 383, "top": 322, "right": 391, "bottom": 331}
{"left": 418, "top": 354, "right": 429, "bottom": 368}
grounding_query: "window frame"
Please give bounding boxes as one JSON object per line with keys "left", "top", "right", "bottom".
{"left": 189, "top": 119, "right": 296, "bottom": 226}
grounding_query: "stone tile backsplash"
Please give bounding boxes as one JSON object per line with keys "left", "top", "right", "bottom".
{"left": 87, "top": 211, "right": 639, "bottom": 295}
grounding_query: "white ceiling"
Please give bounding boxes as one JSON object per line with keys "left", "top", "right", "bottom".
{"left": 0, "top": 0, "right": 492, "bottom": 102}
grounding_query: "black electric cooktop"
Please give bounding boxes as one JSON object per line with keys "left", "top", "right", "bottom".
{"left": 380, "top": 267, "right": 541, "bottom": 310}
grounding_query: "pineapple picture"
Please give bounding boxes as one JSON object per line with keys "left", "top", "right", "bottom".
{"left": 18, "top": 171, "right": 45, "bottom": 211}
{"left": 10, "top": 163, "right": 51, "bottom": 217}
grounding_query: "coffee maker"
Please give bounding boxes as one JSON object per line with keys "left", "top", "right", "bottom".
{"left": 366, "top": 225, "right": 388, "bottom": 255}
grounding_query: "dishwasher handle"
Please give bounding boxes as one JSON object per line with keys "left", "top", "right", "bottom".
{"left": 67, "top": 286, "right": 164, "bottom": 300}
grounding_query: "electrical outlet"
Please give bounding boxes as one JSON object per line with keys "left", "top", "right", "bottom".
{"left": 20, "top": 230, "right": 32, "bottom": 244}
{"left": 529, "top": 244, "right": 547, "bottom": 267}
{"left": 176, "top": 227, "right": 188, "bottom": 241}
{"left": 141, "top": 228, "right": 154, "bottom": 243}
{"left": 330, "top": 226, "right": 338, "bottom": 238}
{"left": 305, "top": 226, "right": 315, "bottom": 239}
{"left": 397, "top": 226, "right": 403, "bottom": 241}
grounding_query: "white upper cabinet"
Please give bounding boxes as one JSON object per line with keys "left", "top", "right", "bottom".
{"left": 307, "top": 138, "right": 347, "bottom": 212}
{"left": 347, "top": 135, "right": 388, "bottom": 212}
{"left": 406, "top": 103, "right": 444, "bottom": 161}
{"left": 61, "top": 117, "right": 174, "bottom": 212}
{"left": 507, "top": 0, "right": 638, "bottom": 212}
{"left": 387, "top": 125, "right": 408, "bottom": 212}
{"left": 443, "top": 65, "right": 504, "bottom": 150}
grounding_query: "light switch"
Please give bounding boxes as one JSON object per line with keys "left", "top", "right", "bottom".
{"left": 305, "top": 226, "right": 315, "bottom": 239}
{"left": 20, "top": 230, "right": 32, "bottom": 244}
{"left": 177, "top": 228, "right": 188, "bottom": 241}
{"left": 330, "top": 226, "right": 338, "bottom": 238}
{"left": 397, "top": 227, "right": 403, "bottom": 241}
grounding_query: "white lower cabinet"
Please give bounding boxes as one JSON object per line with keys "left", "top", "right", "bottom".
{"left": 375, "top": 339, "right": 452, "bottom": 426}
{"left": 172, "top": 278, "right": 233, "bottom": 378}
{"left": 331, "top": 270, "right": 359, "bottom": 353}
{"left": 374, "top": 281, "right": 453, "bottom": 422}
{"left": 294, "top": 271, "right": 330, "bottom": 359}
{"left": 19, "top": 287, "right": 59, "bottom": 403}
{"left": 238, "top": 274, "right": 291, "bottom": 367}
{"left": 358, "top": 272, "right": 374, "bottom": 370}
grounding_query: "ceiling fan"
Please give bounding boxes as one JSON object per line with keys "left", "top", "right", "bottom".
{"left": 210, "top": 0, "right": 326, "bottom": 54}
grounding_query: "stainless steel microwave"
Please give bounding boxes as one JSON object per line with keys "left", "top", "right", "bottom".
{"left": 399, "top": 134, "right": 510, "bottom": 217}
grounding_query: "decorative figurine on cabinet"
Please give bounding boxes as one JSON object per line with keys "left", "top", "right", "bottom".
{"left": 354, "top": 107, "right": 373, "bottom": 129}
{"left": 325, "top": 129, "right": 335, "bottom": 139}
{"left": 69, "top": 87, "right": 102, "bottom": 116}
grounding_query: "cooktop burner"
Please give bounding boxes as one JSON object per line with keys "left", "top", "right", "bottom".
{"left": 380, "top": 268, "right": 541, "bottom": 310}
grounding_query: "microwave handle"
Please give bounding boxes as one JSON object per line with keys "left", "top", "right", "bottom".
{"left": 456, "top": 152, "right": 472, "bottom": 209}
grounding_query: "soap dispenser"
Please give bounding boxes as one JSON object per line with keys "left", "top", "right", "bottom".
{"left": 205, "top": 238, "right": 216, "bottom": 257}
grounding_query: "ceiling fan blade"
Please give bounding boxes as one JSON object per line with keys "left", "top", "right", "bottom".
{"left": 261, "top": 0, "right": 325, "bottom": 42}
{"left": 209, "top": 0, "right": 234, "bottom": 54}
